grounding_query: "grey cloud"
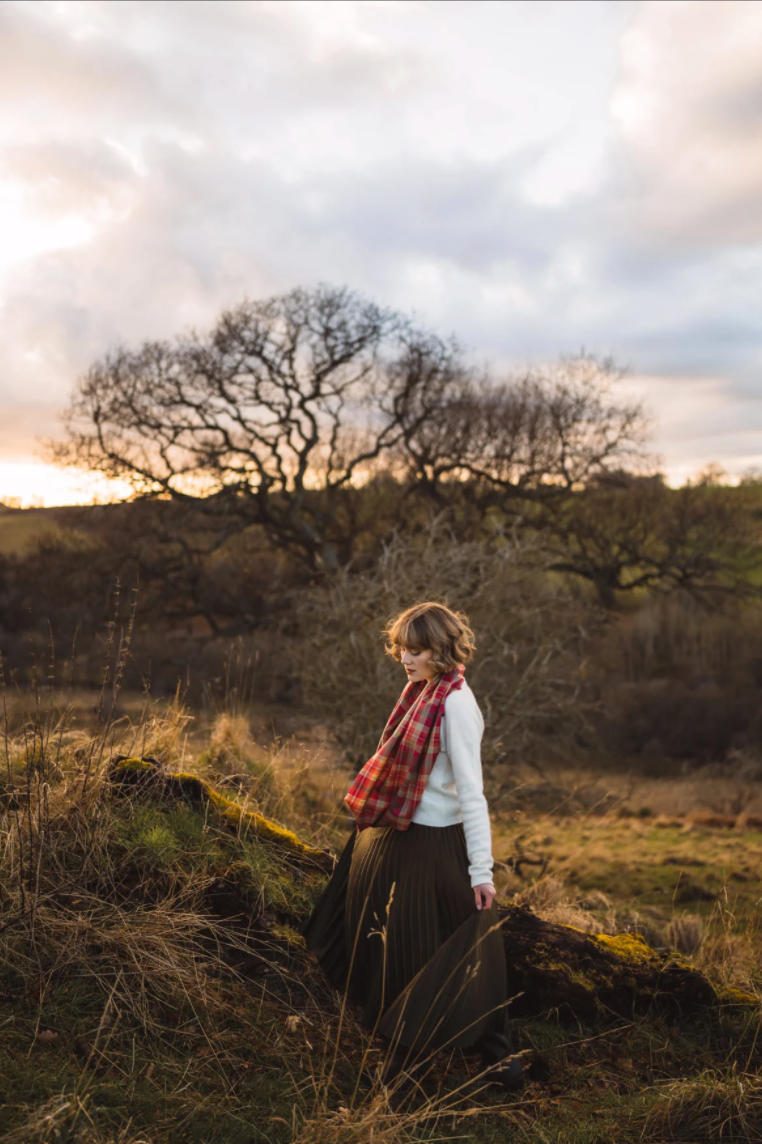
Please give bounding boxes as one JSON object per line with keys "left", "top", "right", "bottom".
{"left": 1, "top": 0, "right": 762, "bottom": 482}
{"left": 0, "top": 3, "right": 169, "bottom": 120}
{"left": 3, "top": 125, "right": 760, "bottom": 400}
{"left": 0, "top": 139, "right": 137, "bottom": 214}
{"left": 619, "top": 320, "right": 762, "bottom": 380}
{"left": 308, "top": 156, "right": 563, "bottom": 271}
{"left": 611, "top": 0, "right": 762, "bottom": 243}
{"left": 0, "top": 0, "right": 422, "bottom": 143}
{"left": 710, "top": 77, "right": 762, "bottom": 131}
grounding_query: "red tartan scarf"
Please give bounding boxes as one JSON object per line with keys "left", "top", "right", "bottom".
{"left": 345, "top": 666, "right": 465, "bottom": 830}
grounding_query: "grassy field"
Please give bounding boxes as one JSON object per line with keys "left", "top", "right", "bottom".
{"left": 493, "top": 812, "right": 762, "bottom": 925}
{"left": 1, "top": 694, "right": 761, "bottom": 1144}
{"left": 0, "top": 506, "right": 82, "bottom": 555}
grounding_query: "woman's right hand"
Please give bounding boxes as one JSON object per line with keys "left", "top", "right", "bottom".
{"left": 474, "top": 883, "right": 496, "bottom": 911}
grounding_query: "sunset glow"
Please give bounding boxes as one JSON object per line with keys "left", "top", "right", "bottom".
{"left": 0, "top": 187, "right": 96, "bottom": 280}
{"left": 0, "top": 460, "right": 132, "bottom": 508}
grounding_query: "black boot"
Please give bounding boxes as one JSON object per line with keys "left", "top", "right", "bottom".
{"left": 478, "top": 1031, "right": 525, "bottom": 1092}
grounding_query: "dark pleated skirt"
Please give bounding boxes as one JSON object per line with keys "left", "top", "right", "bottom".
{"left": 303, "top": 822, "right": 508, "bottom": 1054}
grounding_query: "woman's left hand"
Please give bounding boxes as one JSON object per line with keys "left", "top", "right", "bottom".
{"left": 474, "top": 883, "right": 496, "bottom": 911}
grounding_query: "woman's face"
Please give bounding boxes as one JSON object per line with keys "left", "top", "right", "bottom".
{"left": 400, "top": 646, "right": 437, "bottom": 683}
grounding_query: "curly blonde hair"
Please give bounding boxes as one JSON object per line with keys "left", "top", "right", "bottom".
{"left": 385, "top": 601, "right": 476, "bottom": 674}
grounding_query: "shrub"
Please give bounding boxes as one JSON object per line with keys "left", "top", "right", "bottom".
{"left": 288, "top": 523, "right": 601, "bottom": 771}
{"left": 593, "top": 593, "right": 762, "bottom": 765}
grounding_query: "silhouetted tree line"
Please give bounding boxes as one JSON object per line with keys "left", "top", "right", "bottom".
{"left": 44, "top": 285, "right": 757, "bottom": 601}
{"left": 2, "top": 285, "right": 762, "bottom": 769}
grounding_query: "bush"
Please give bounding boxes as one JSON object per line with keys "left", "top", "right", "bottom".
{"left": 593, "top": 593, "right": 762, "bottom": 765}
{"left": 288, "top": 523, "right": 601, "bottom": 770}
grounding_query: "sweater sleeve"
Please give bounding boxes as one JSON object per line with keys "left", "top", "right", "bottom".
{"left": 443, "top": 687, "right": 494, "bottom": 888}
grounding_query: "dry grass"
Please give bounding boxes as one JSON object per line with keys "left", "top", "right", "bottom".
{"left": 293, "top": 1088, "right": 525, "bottom": 1144}
{"left": 0, "top": 680, "right": 527, "bottom": 1144}
{"left": 512, "top": 876, "right": 604, "bottom": 933}
{"left": 666, "top": 914, "right": 706, "bottom": 956}
{"left": 641, "top": 1070, "right": 762, "bottom": 1142}
{"left": 696, "top": 894, "right": 762, "bottom": 996}
{"left": 494, "top": 812, "right": 762, "bottom": 1023}
{"left": 0, "top": 680, "right": 332, "bottom": 1141}
{"left": 0, "top": 506, "right": 74, "bottom": 556}
{"left": 3, "top": 667, "right": 762, "bottom": 1143}
{"left": 0, "top": 1094, "right": 156, "bottom": 1144}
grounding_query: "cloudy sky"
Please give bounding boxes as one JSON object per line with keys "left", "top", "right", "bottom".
{"left": 1, "top": 0, "right": 762, "bottom": 503}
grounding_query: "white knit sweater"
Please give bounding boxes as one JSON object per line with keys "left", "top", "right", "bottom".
{"left": 412, "top": 680, "right": 494, "bottom": 888}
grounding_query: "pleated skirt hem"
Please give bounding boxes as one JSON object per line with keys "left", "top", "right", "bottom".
{"left": 303, "top": 822, "right": 508, "bottom": 1053}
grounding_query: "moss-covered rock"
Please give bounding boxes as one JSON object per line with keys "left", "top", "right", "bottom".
{"left": 499, "top": 903, "right": 758, "bottom": 1021}
{"left": 109, "top": 755, "right": 334, "bottom": 873}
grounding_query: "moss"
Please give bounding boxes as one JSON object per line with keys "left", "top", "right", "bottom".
{"left": 592, "top": 932, "right": 659, "bottom": 966}
{"left": 132, "top": 820, "right": 181, "bottom": 870}
{"left": 115, "top": 803, "right": 225, "bottom": 875}
{"left": 235, "top": 843, "right": 325, "bottom": 917}
{"left": 270, "top": 923, "right": 306, "bottom": 948}
{"left": 715, "top": 983, "right": 760, "bottom": 1008}
{"left": 565, "top": 967, "right": 599, "bottom": 995}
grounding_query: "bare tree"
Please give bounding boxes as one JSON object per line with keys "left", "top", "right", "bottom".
{"left": 396, "top": 354, "right": 648, "bottom": 508}
{"left": 56, "top": 288, "right": 654, "bottom": 573}
{"left": 54, "top": 285, "right": 460, "bottom": 572}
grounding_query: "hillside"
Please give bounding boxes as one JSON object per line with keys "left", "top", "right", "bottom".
{"left": 1, "top": 698, "right": 761, "bottom": 1144}
{"left": 0, "top": 505, "right": 73, "bottom": 555}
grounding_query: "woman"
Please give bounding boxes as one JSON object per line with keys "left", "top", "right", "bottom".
{"left": 303, "top": 601, "right": 522, "bottom": 1089}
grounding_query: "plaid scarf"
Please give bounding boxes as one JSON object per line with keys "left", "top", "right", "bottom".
{"left": 345, "top": 666, "right": 465, "bottom": 830}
